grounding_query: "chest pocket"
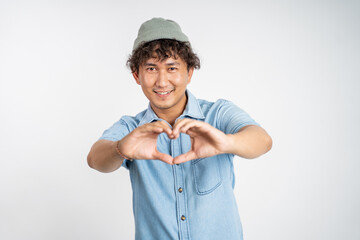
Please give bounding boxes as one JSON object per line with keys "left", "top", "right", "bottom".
{"left": 192, "top": 156, "right": 222, "bottom": 195}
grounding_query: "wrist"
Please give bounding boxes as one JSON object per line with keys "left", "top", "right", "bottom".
{"left": 223, "top": 134, "right": 236, "bottom": 154}
{"left": 115, "top": 140, "right": 133, "bottom": 161}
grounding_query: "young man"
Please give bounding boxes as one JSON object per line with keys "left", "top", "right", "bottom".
{"left": 87, "top": 18, "right": 272, "bottom": 240}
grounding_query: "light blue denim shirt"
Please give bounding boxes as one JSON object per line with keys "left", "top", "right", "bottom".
{"left": 100, "top": 90, "right": 259, "bottom": 240}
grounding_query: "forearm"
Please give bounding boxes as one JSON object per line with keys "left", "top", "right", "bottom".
{"left": 87, "top": 139, "right": 124, "bottom": 173}
{"left": 225, "top": 125, "right": 272, "bottom": 159}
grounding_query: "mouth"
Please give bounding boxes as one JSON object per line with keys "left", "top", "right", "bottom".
{"left": 153, "top": 89, "right": 174, "bottom": 97}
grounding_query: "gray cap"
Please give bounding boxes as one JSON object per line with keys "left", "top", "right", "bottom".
{"left": 133, "top": 17, "right": 189, "bottom": 51}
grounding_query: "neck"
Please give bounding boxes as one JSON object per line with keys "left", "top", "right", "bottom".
{"left": 152, "top": 94, "right": 188, "bottom": 126}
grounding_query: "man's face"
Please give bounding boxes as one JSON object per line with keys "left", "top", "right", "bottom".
{"left": 133, "top": 55, "right": 194, "bottom": 118}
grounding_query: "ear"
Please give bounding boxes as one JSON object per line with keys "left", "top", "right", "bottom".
{"left": 187, "top": 67, "right": 194, "bottom": 84}
{"left": 132, "top": 71, "right": 140, "bottom": 85}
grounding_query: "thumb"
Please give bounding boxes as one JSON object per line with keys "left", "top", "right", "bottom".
{"left": 154, "top": 151, "right": 174, "bottom": 165}
{"left": 173, "top": 151, "right": 197, "bottom": 164}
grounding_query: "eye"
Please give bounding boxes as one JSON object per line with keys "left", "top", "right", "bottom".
{"left": 147, "top": 67, "right": 156, "bottom": 72}
{"left": 168, "top": 67, "right": 177, "bottom": 71}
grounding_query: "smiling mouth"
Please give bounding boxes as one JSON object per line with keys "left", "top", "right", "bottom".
{"left": 153, "top": 89, "right": 174, "bottom": 95}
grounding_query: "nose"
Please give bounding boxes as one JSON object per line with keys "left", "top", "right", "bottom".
{"left": 156, "top": 69, "right": 169, "bottom": 88}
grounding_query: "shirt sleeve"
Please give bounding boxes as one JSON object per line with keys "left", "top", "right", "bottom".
{"left": 99, "top": 118, "right": 132, "bottom": 169}
{"left": 216, "top": 99, "right": 260, "bottom": 134}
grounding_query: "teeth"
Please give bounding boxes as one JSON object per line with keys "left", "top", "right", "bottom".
{"left": 156, "top": 91, "right": 172, "bottom": 95}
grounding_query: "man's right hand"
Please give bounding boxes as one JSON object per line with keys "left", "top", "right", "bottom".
{"left": 117, "top": 121, "right": 174, "bottom": 165}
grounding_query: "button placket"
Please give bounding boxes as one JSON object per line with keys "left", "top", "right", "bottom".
{"left": 172, "top": 134, "right": 190, "bottom": 240}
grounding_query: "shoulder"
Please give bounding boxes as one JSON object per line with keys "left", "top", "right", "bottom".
{"left": 99, "top": 109, "right": 147, "bottom": 141}
{"left": 197, "top": 98, "right": 236, "bottom": 116}
{"left": 117, "top": 108, "right": 147, "bottom": 130}
{"left": 196, "top": 97, "right": 258, "bottom": 133}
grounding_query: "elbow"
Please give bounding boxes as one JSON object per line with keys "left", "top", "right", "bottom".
{"left": 87, "top": 152, "right": 96, "bottom": 169}
{"left": 264, "top": 134, "right": 273, "bottom": 153}
{"left": 246, "top": 133, "right": 272, "bottom": 159}
{"left": 87, "top": 149, "right": 118, "bottom": 173}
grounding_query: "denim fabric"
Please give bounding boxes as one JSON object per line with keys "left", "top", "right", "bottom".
{"left": 100, "top": 90, "right": 259, "bottom": 240}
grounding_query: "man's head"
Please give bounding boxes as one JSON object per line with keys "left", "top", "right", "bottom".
{"left": 127, "top": 17, "right": 200, "bottom": 73}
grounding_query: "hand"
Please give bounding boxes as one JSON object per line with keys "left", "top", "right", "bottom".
{"left": 117, "top": 121, "right": 174, "bottom": 165}
{"left": 172, "top": 119, "right": 232, "bottom": 164}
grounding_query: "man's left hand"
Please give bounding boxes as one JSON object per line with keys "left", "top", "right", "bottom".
{"left": 171, "top": 119, "right": 232, "bottom": 164}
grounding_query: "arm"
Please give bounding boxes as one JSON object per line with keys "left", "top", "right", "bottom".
{"left": 225, "top": 125, "right": 272, "bottom": 159}
{"left": 87, "top": 121, "right": 174, "bottom": 173}
{"left": 172, "top": 119, "right": 272, "bottom": 164}
{"left": 87, "top": 140, "right": 124, "bottom": 173}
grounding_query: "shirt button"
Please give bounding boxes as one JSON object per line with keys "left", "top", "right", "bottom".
{"left": 176, "top": 164, "right": 180, "bottom": 166}
{"left": 178, "top": 187, "right": 183, "bottom": 193}
{"left": 181, "top": 215, "right": 186, "bottom": 221}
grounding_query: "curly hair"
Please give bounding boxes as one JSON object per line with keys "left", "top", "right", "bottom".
{"left": 127, "top": 39, "right": 200, "bottom": 73}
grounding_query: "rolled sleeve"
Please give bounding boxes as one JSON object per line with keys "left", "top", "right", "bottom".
{"left": 216, "top": 99, "right": 260, "bottom": 134}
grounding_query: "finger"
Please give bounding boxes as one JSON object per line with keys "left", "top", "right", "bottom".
{"left": 138, "top": 124, "right": 161, "bottom": 134}
{"left": 172, "top": 118, "right": 193, "bottom": 137}
{"left": 154, "top": 151, "right": 174, "bottom": 165}
{"left": 152, "top": 121, "right": 174, "bottom": 138}
{"left": 173, "top": 151, "right": 198, "bottom": 164}
{"left": 185, "top": 129, "right": 197, "bottom": 137}
{"left": 178, "top": 120, "right": 204, "bottom": 135}
{"left": 140, "top": 122, "right": 170, "bottom": 135}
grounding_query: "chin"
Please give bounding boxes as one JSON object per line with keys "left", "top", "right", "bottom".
{"left": 153, "top": 102, "right": 174, "bottom": 110}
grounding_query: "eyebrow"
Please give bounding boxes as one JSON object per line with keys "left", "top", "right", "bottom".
{"left": 144, "top": 63, "right": 157, "bottom": 67}
{"left": 143, "top": 62, "right": 181, "bottom": 67}
{"left": 165, "top": 62, "right": 180, "bottom": 66}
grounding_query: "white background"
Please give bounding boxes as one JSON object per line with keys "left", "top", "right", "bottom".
{"left": 1, "top": 0, "right": 359, "bottom": 239}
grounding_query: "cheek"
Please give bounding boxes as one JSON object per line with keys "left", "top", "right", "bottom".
{"left": 172, "top": 73, "right": 189, "bottom": 85}
{"left": 140, "top": 77, "right": 156, "bottom": 88}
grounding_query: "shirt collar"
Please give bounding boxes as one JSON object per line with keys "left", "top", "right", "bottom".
{"left": 139, "top": 89, "right": 205, "bottom": 126}
{"left": 180, "top": 90, "right": 205, "bottom": 120}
